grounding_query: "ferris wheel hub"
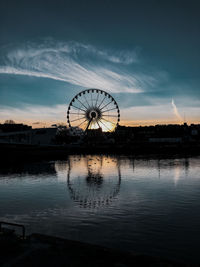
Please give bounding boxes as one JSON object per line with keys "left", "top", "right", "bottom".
{"left": 91, "top": 111, "right": 97, "bottom": 118}
{"left": 86, "top": 108, "right": 102, "bottom": 121}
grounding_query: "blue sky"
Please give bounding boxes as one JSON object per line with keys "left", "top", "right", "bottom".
{"left": 0, "top": 0, "right": 200, "bottom": 126}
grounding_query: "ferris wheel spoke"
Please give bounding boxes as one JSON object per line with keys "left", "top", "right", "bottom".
{"left": 100, "top": 100, "right": 113, "bottom": 111}
{"left": 95, "top": 91, "right": 100, "bottom": 106}
{"left": 83, "top": 94, "right": 91, "bottom": 109}
{"left": 77, "top": 98, "right": 88, "bottom": 110}
{"left": 71, "top": 104, "right": 86, "bottom": 113}
{"left": 90, "top": 92, "right": 93, "bottom": 107}
{"left": 101, "top": 107, "right": 118, "bottom": 113}
{"left": 69, "top": 112, "right": 85, "bottom": 115}
{"left": 84, "top": 124, "right": 88, "bottom": 131}
{"left": 77, "top": 119, "right": 88, "bottom": 127}
{"left": 98, "top": 95, "right": 107, "bottom": 109}
{"left": 99, "top": 120, "right": 111, "bottom": 131}
{"left": 102, "top": 114, "right": 118, "bottom": 117}
{"left": 97, "top": 121, "right": 101, "bottom": 129}
{"left": 70, "top": 116, "right": 86, "bottom": 123}
{"left": 101, "top": 117, "right": 116, "bottom": 125}
{"left": 90, "top": 120, "right": 95, "bottom": 129}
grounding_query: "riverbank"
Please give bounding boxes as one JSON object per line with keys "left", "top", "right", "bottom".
{"left": 0, "top": 224, "right": 192, "bottom": 267}
{"left": 0, "top": 142, "right": 200, "bottom": 162}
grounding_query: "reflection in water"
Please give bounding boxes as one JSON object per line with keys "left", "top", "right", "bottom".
{"left": 173, "top": 158, "right": 190, "bottom": 186}
{"left": 0, "top": 156, "right": 200, "bottom": 263}
{"left": 184, "top": 158, "right": 189, "bottom": 177}
{"left": 67, "top": 155, "right": 121, "bottom": 209}
{"left": 174, "top": 165, "right": 181, "bottom": 186}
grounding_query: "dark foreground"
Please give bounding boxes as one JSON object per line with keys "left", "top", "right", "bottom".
{"left": 0, "top": 224, "right": 194, "bottom": 267}
{"left": 0, "top": 142, "right": 200, "bottom": 162}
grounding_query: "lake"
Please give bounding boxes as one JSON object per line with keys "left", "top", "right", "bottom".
{"left": 0, "top": 155, "right": 200, "bottom": 264}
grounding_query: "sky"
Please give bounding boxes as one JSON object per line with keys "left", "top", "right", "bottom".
{"left": 0, "top": 0, "right": 200, "bottom": 127}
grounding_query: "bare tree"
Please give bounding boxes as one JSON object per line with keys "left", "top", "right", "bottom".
{"left": 4, "top": 120, "right": 15, "bottom": 124}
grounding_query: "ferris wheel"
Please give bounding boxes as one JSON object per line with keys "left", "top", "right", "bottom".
{"left": 67, "top": 89, "right": 120, "bottom": 132}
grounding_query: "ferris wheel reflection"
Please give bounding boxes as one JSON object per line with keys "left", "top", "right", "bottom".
{"left": 67, "top": 155, "right": 121, "bottom": 209}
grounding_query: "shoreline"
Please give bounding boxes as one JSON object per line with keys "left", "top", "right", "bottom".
{"left": 0, "top": 142, "right": 200, "bottom": 162}
{"left": 0, "top": 226, "right": 191, "bottom": 267}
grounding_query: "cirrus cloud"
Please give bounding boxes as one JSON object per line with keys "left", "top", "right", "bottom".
{"left": 0, "top": 41, "right": 166, "bottom": 94}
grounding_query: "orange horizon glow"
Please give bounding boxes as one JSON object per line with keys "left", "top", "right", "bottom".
{"left": 1, "top": 118, "right": 200, "bottom": 129}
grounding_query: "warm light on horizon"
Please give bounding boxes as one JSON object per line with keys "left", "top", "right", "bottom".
{"left": 89, "top": 120, "right": 115, "bottom": 132}
{"left": 1, "top": 118, "right": 200, "bottom": 130}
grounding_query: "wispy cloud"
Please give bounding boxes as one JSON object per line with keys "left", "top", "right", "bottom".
{"left": 171, "top": 98, "right": 183, "bottom": 122}
{"left": 0, "top": 41, "right": 164, "bottom": 94}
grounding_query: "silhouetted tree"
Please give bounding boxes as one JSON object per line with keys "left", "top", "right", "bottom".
{"left": 4, "top": 120, "right": 15, "bottom": 124}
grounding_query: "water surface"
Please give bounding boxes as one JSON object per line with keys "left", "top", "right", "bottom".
{"left": 0, "top": 155, "right": 200, "bottom": 263}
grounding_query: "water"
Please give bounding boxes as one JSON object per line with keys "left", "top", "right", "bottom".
{"left": 0, "top": 155, "right": 200, "bottom": 263}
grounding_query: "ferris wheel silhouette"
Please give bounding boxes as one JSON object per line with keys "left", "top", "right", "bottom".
{"left": 67, "top": 89, "right": 120, "bottom": 133}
